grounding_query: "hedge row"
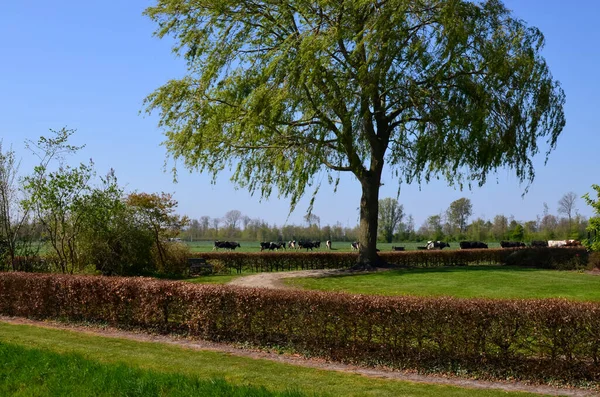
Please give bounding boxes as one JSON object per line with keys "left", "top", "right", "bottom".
{"left": 199, "top": 248, "right": 589, "bottom": 273}
{"left": 1, "top": 272, "right": 599, "bottom": 386}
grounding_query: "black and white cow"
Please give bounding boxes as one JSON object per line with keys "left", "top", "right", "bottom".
{"left": 326, "top": 240, "right": 332, "bottom": 249}
{"left": 214, "top": 241, "right": 241, "bottom": 250}
{"left": 351, "top": 242, "right": 360, "bottom": 250}
{"left": 426, "top": 241, "right": 450, "bottom": 250}
{"left": 459, "top": 241, "right": 488, "bottom": 249}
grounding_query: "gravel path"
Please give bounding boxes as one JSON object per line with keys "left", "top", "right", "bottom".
{"left": 226, "top": 268, "right": 347, "bottom": 289}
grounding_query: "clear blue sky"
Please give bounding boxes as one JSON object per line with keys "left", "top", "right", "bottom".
{"left": 1, "top": 0, "right": 598, "bottom": 229}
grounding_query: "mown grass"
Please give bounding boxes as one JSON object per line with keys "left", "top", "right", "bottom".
{"left": 0, "top": 342, "right": 304, "bottom": 397}
{"left": 0, "top": 322, "right": 539, "bottom": 397}
{"left": 285, "top": 265, "right": 600, "bottom": 301}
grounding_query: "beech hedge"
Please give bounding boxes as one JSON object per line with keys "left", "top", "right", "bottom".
{"left": 199, "top": 248, "right": 589, "bottom": 273}
{"left": 1, "top": 272, "right": 599, "bottom": 386}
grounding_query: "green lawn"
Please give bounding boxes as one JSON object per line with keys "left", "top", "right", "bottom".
{"left": 0, "top": 322, "right": 539, "bottom": 397}
{"left": 0, "top": 343, "right": 303, "bottom": 397}
{"left": 285, "top": 266, "right": 600, "bottom": 301}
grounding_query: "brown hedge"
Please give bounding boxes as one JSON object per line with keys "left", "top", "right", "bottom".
{"left": 1, "top": 272, "right": 599, "bottom": 386}
{"left": 199, "top": 248, "right": 589, "bottom": 273}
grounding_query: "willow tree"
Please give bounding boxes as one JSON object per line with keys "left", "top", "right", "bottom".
{"left": 144, "top": 0, "right": 565, "bottom": 268}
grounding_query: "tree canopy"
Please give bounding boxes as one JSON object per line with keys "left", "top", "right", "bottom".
{"left": 144, "top": 0, "right": 565, "bottom": 266}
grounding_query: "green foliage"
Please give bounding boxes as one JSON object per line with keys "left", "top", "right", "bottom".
{"left": 377, "top": 198, "right": 403, "bottom": 243}
{"left": 2, "top": 273, "right": 600, "bottom": 387}
{"left": 583, "top": 184, "right": 600, "bottom": 251}
{"left": 446, "top": 198, "right": 473, "bottom": 234}
{"left": 144, "top": 0, "right": 566, "bottom": 264}
{"left": 505, "top": 248, "right": 589, "bottom": 270}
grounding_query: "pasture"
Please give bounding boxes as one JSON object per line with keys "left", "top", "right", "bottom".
{"left": 284, "top": 266, "right": 600, "bottom": 301}
{"left": 185, "top": 240, "right": 502, "bottom": 253}
{"left": 0, "top": 322, "right": 539, "bottom": 397}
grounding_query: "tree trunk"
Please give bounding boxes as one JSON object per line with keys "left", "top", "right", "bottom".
{"left": 354, "top": 175, "right": 384, "bottom": 270}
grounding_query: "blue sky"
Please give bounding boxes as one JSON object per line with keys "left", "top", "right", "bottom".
{"left": 1, "top": 0, "right": 598, "bottom": 229}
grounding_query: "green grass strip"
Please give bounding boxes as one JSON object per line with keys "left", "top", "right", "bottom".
{"left": 285, "top": 266, "right": 600, "bottom": 301}
{"left": 0, "top": 322, "right": 538, "bottom": 397}
{"left": 0, "top": 342, "right": 305, "bottom": 397}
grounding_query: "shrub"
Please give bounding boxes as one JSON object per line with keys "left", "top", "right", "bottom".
{"left": 505, "top": 248, "right": 589, "bottom": 270}
{"left": 1, "top": 273, "right": 600, "bottom": 387}
{"left": 588, "top": 252, "right": 600, "bottom": 270}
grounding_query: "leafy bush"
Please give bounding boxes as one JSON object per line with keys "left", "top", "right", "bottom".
{"left": 1, "top": 273, "right": 600, "bottom": 386}
{"left": 588, "top": 251, "right": 600, "bottom": 270}
{"left": 505, "top": 248, "right": 589, "bottom": 270}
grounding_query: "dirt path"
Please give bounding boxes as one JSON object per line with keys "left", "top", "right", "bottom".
{"left": 226, "top": 268, "right": 347, "bottom": 289}
{"left": 0, "top": 316, "right": 594, "bottom": 396}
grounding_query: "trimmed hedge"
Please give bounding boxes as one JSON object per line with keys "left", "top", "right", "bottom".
{"left": 1, "top": 272, "right": 599, "bottom": 386}
{"left": 199, "top": 248, "right": 589, "bottom": 273}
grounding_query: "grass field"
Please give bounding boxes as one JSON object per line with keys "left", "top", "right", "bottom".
{"left": 0, "top": 343, "right": 303, "bottom": 397}
{"left": 185, "top": 240, "right": 502, "bottom": 253}
{"left": 284, "top": 266, "right": 600, "bottom": 301}
{"left": 0, "top": 322, "right": 540, "bottom": 397}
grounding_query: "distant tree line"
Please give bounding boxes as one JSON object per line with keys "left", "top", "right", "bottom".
{"left": 182, "top": 194, "right": 589, "bottom": 245}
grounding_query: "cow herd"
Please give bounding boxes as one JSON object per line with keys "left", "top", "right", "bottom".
{"left": 212, "top": 239, "right": 583, "bottom": 251}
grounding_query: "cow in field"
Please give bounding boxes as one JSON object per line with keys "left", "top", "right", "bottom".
{"left": 548, "top": 240, "right": 567, "bottom": 248}
{"left": 288, "top": 241, "right": 297, "bottom": 249}
{"left": 500, "top": 241, "right": 526, "bottom": 248}
{"left": 351, "top": 241, "right": 360, "bottom": 250}
{"left": 565, "top": 240, "right": 582, "bottom": 247}
{"left": 326, "top": 240, "right": 332, "bottom": 249}
{"left": 459, "top": 241, "right": 488, "bottom": 249}
{"left": 214, "top": 241, "right": 240, "bottom": 250}
{"left": 298, "top": 241, "right": 316, "bottom": 251}
{"left": 426, "top": 241, "right": 450, "bottom": 250}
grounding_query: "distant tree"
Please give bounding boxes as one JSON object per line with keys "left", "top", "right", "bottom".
{"left": 126, "top": 192, "right": 190, "bottom": 272}
{"left": 378, "top": 198, "right": 404, "bottom": 243}
{"left": 491, "top": 215, "right": 508, "bottom": 241}
{"left": 467, "top": 218, "right": 490, "bottom": 242}
{"left": 421, "top": 215, "right": 444, "bottom": 241}
{"left": 145, "top": 0, "right": 565, "bottom": 268}
{"left": 304, "top": 213, "right": 321, "bottom": 228}
{"left": 223, "top": 210, "right": 243, "bottom": 236}
{"left": 558, "top": 191, "right": 577, "bottom": 228}
{"left": 508, "top": 220, "right": 525, "bottom": 241}
{"left": 583, "top": 185, "right": 600, "bottom": 251}
{"left": 447, "top": 198, "right": 473, "bottom": 234}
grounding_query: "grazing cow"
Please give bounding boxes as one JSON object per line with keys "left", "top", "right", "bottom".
{"left": 298, "top": 241, "right": 316, "bottom": 251}
{"left": 426, "top": 241, "right": 450, "bottom": 250}
{"left": 530, "top": 240, "right": 548, "bottom": 248}
{"left": 326, "top": 240, "right": 332, "bottom": 249}
{"left": 459, "top": 241, "right": 488, "bottom": 249}
{"left": 351, "top": 242, "right": 360, "bottom": 250}
{"left": 260, "top": 242, "right": 270, "bottom": 251}
{"left": 392, "top": 246, "right": 405, "bottom": 251}
{"left": 500, "top": 241, "right": 526, "bottom": 248}
{"left": 270, "top": 242, "right": 286, "bottom": 250}
{"left": 565, "top": 240, "right": 582, "bottom": 247}
{"left": 288, "top": 241, "right": 296, "bottom": 249}
{"left": 214, "top": 241, "right": 240, "bottom": 250}
{"left": 548, "top": 240, "right": 567, "bottom": 248}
